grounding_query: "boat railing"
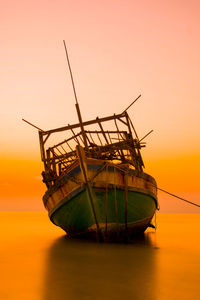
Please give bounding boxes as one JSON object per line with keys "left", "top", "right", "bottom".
{"left": 42, "top": 136, "right": 144, "bottom": 187}
{"left": 39, "top": 112, "right": 145, "bottom": 185}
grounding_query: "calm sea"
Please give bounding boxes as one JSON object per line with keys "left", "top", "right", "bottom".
{"left": 0, "top": 212, "right": 200, "bottom": 300}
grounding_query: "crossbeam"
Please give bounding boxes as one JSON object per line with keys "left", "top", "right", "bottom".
{"left": 41, "top": 113, "right": 125, "bottom": 136}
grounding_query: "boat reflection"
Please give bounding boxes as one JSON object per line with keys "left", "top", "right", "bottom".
{"left": 43, "top": 232, "right": 157, "bottom": 300}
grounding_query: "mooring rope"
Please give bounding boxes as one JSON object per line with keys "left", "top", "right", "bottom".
{"left": 157, "top": 187, "right": 200, "bottom": 208}
{"left": 88, "top": 162, "right": 200, "bottom": 208}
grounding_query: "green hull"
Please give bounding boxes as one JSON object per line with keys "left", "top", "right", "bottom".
{"left": 43, "top": 159, "right": 158, "bottom": 241}
{"left": 50, "top": 187, "right": 157, "bottom": 240}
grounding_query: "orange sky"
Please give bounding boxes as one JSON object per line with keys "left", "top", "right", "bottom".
{"left": 0, "top": 0, "right": 200, "bottom": 212}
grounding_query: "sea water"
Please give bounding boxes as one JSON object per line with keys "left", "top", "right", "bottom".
{"left": 0, "top": 212, "right": 200, "bottom": 300}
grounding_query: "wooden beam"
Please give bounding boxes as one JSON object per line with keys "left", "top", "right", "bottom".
{"left": 22, "top": 118, "right": 44, "bottom": 131}
{"left": 43, "top": 133, "right": 51, "bottom": 144}
{"left": 70, "top": 127, "right": 80, "bottom": 144}
{"left": 139, "top": 130, "right": 153, "bottom": 142}
{"left": 124, "top": 111, "right": 132, "bottom": 136}
{"left": 85, "top": 130, "right": 127, "bottom": 134}
{"left": 39, "top": 131, "right": 45, "bottom": 162}
{"left": 50, "top": 132, "right": 81, "bottom": 149}
{"left": 128, "top": 116, "right": 139, "bottom": 140}
{"left": 96, "top": 117, "right": 109, "bottom": 144}
{"left": 76, "top": 145, "right": 102, "bottom": 242}
{"left": 122, "top": 94, "right": 141, "bottom": 114}
{"left": 117, "top": 117, "right": 128, "bottom": 126}
{"left": 75, "top": 103, "right": 88, "bottom": 150}
{"left": 114, "top": 117, "right": 125, "bottom": 141}
{"left": 41, "top": 113, "right": 125, "bottom": 136}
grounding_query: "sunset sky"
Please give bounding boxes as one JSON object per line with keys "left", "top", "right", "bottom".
{"left": 1, "top": 0, "right": 200, "bottom": 212}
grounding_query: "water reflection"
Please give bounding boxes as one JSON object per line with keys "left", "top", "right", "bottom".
{"left": 43, "top": 232, "right": 157, "bottom": 300}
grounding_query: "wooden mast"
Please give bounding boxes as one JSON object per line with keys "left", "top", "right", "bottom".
{"left": 63, "top": 40, "right": 88, "bottom": 151}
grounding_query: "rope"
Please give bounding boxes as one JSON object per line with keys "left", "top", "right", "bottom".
{"left": 83, "top": 161, "right": 200, "bottom": 209}
{"left": 157, "top": 187, "right": 200, "bottom": 208}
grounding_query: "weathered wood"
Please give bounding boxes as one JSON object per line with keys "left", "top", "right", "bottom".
{"left": 114, "top": 117, "right": 125, "bottom": 141}
{"left": 128, "top": 116, "right": 139, "bottom": 140}
{"left": 111, "top": 137, "right": 124, "bottom": 141}
{"left": 85, "top": 133, "right": 91, "bottom": 147}
{"left": 22, "top": 118, "right": 44, "bottom": 132}
{"left": 51, "top": 150, "right": 57, "bottom": 174}
{"left": 107, "top": 131, "right": 113, "bottom": 144}
{"left": 90, "top": 163, "right": 107, "bottom": 182}
{"left": 39, "top": 107, "right": 145, "bottom": 176}
{"left": 113, "top": 119, "right": 125, "bottom": 159}
{"left": 96, "top": 132, "right": 103, "bottom": 146}
{"left": 65, "top": 141, "right": 73, "bottom": 152}
{"left": 46, "top": 137, "right": 143, "bottom": 172}
{"left": 54, "top": 146, "right": 63, "bottom": 156}
{"left": 139, "top": 130, "right": 153, "bottom": 142}
{"left": 75, "top": 103, "right": 89, "bottom": 150}
{"left": 76, "top": 145, "right": 102, "bottom": 242}
{"left": 39, "top": 131, "right": 45, "bottom": 162}
{"left": 122, "top": 94, "right": 141, "bottom": 114}
{"left": 46, "top": 149, "right": 77, "bottom": 162}
{"left": 85, "top": 130, "right": 126, "bottom": 134}
{"left": 105, "top": 164, "right": 108, "bottom": 235}
{"left": 46, "top": 149, "right": 51, "bottom": 170}
{"left": 124, "top": 173, "right": 128, "bottom": 231}
{"left": 63, "top": 41, "right": 89, "bottom": 150}
{"left": 70, "top": 127, "right": 80, "bottom": 145}
{"left": 96, "top": 118, "right": 109, "bottom": 144}
{"left": 114, "top": 116, "right": 120, "bottom": 142}
{"left": 88, "top": 132, "right": 96, "bottom": 145}
{"left": 41, "top": 113, "right": 125, "bottom": 136}
{"left": 63, "top": 40, "right": 78, "bottom": 105}
{"left": 60, "top": 145, "right": 66, "bottom": 154}
{"left": 120, "top": 149, "right": 126, "bottom": 161}
{"left": 43, "top": 133, "right": 51, "bottom": 144}
{"left": 49, "top": 132, "right": 81, "bottom": 149}
{"left": 124, "top": 111, "right": 132, "bottom": 136}
{"left": 114, "top": 167, "right": 119, "bottom": 235}
{"left": 117, "top": 117, "right": 128, "bottom": 126}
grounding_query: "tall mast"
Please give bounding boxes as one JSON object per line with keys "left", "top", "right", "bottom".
{"left": 63, "top": 40, "right": 88, "bottom": 150}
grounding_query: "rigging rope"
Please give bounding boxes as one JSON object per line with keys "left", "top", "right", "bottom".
{"left": 157, "top": 187, "right": 200, "bottom": 208}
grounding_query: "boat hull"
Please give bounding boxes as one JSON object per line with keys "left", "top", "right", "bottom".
{"left": 51, "top": 188, "right": 156, "bottom": 240}
{"left": 43, "top": 159, "right": 158, "bottom": 241}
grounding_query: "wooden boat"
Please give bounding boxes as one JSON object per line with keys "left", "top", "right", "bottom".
{"left": 27, "top": 43, "right": 158, "bottom": 241}
{"left": 38, "top": 106, "right": 158, "bottom": 241}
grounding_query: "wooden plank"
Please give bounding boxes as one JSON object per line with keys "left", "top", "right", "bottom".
{"left": 114, "top": 117, "right": 125, "bottom": 141}
{"left": 43, "top": 133, "right": 50, "bottom": 144}
{"left": 75, "top": 103, "right": 89, "bottom": 150}
{"left": 22, "top": 118, "right": 44, "bottom": 131}
{"left": 139, "top": 130, "right": 153, "bottom": 142}
{"left": 105, "top": 165, "right": 108, "bottom": 235}
{"left": 39, "top": 131, "right": 45, "bottom": 162}
{"left": 128, "top": 116, "right": 139, "bottom": 140}
{"left": 117, "top": 117, "right": 128, "bottom": 126}
{"left": 76, "top": 145, "right": 102, "bottom": 242}
{"left": 124, "top": 173, "right": 128, "bottom": 231}
{"left": 50, "top": 132, "right": 82, "bottom": 149}
{"left": 96, "top": 118, "right": 109, "bottom": 144}
{"left": 96, "top": 132, "right": 103, "bottom": 146}
{"left": 88, "top": 132, "right": 96, "bottom": 145}
{"left": 114, "top": 167, "right": 119, "bottom": 236}
{"left": 85, "top": 130, "right": 127, "bottom": 134}
{"left": 124, "top": 111, "right": 132, "bottom": 136}
{"left": 70, "top": 128, "right": 80, "bottom": 144}
{"left": 41, "top": 113, "right": 125, "bottom": 136}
